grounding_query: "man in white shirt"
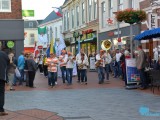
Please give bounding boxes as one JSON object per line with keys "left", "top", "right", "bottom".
{"left": 76, "top": 49, "right": 88, "bottom": 82}
{"left": 116, "top": 49, "right": 122, "bottom": 77}
{"left": 104, "top": 51, "right": 112, "bottom": 81}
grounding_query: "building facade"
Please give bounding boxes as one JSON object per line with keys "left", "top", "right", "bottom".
{"left": 38, "top": 10, "right": 63, "bottom": 54}
{"left": 0, "top": 0, "right": 24, "bottom": 58}
{"left": 98, "top": 0, "right": 141, "bottom": 51}
{"left": 139, "top": 0, "right": 160, "bottom": 57}
{"left": 62, "top": 0, "right": 98, "bottom": 56}
{"left": 24, "top": 20, "right": 40, "bottom": 53}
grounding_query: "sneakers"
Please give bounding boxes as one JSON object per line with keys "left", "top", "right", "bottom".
{"left": 0, "top": 112, "right": 8, "bottom": 116}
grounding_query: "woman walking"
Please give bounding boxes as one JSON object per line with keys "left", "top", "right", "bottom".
{"left": 27, "top": 54, "right": 37, "bottom": 88}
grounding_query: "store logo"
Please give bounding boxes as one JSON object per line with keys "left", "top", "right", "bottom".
{"left": 139, "top": 106, "right": 160, "bottom": 116}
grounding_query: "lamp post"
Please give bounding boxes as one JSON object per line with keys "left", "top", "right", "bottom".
{"left": 113, "top": 11, "right": 121, "bottom": 50}
{"left": 73, "top": 31, "right": 79, "bottom": 55}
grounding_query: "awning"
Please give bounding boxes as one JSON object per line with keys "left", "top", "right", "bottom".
{"left": 134, "top": 27, "right": 160, "bottom": 40}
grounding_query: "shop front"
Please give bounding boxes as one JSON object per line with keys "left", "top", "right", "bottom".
{"left": 0, "top": 20, "right": 24, "bottom": 58}
{"left": 70, "top": 29, "right": 97, "bottom": 56}
{"left": 98, "top": 24, "right": 140, "bottom": 51}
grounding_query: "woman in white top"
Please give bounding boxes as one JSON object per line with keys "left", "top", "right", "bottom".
{"left": 66, "top": 52, "right": 75, "bottom": 85}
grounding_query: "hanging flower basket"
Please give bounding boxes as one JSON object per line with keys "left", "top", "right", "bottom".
{"left": 115, "top": 8, "right": 147, "bottom": 24}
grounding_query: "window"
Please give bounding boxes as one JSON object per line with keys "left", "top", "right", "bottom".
{"left": 108, "top": 0, "right": 113, "bottom": 17}
{"left": 64, "top": 13, "right": 67, "bottom": 31}
{"left": 67, "top": 12, "right": 69, "bottom": 30}
{"left": 82, "top": 2, "right": 85, "bottom": 24}
{"left": 88, "top": 0, "right": 92, "bottom": 21}
{"left": 60, "top": 25, "right": 62, "bottom": 33}
{"left": 55, "top": 27, "right": 57, "bottom": 38}
{"left": 101, "top": 2, "right": 106, "bottom": 28}
{"left": 30, "top": 34, "right": 35, "bottom": 45}
{"left": 118, "top": 0, "right": 123, "bottom": 10}
{"left": 129, "top": 0, "right": 135, "bottom": 8}
{"left": 0, "top": 0, "right": 11, "bottom": 12}
{"left": 93, "top": 0, "right": 97, "bottom": 19}
{"left": 29, "top": 22, "right": 33, "bottom": 28}
{"left": 76, "top": 6, "right": 79, "bottom": 26}
{"left": 71, "top": 9, "right": 74, "bottom": 28}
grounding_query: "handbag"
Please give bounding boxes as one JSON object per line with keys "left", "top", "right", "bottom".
{"left": 15, "top": 67, "right": 21, "bottom": 78}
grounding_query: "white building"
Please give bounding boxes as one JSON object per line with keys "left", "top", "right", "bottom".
{"left": 98, "top": 0, "right": 140, "bottom": 50}
{"left": 62, "top": 0, "right": 98, "bottom": 56}
{"left": 38, "top": 10, "right": 63, "bottom": 51}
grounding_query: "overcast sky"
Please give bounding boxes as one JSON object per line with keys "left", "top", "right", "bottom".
{"left": 22, "top": 0, "right": 65, "bottom": 20}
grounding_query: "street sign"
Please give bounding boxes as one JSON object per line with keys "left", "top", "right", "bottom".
{"left": 22, "top": 10, "right": 34, "bottom": 17}
{"left": 7, "top": 41, "right": 14, "bottom": 48}
{"left": 148, "top": 13, "right": 158, "bottom": 29}
{"left": 38, "top": 46, "right": 43, "bottom": 49}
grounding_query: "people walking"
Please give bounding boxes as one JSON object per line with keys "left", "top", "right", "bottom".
{"left": 116, "top": 49, "right": 122, "bottom": 78}
{"left": 0, "top": 49, "right": 9, "bottom": 116}
{"left": 27, "top": 54, "right": 37, "bottom": 88}
{"left": 17, "top": 52, "right": 25, "bottom": 85}
{"left": 38, "top": 55, "right": 43, "bottom": 74}
{"left": 7, "top": 52, "right": 16, "bottom": 91}
{"left": 77, "top": 53, "right": 89, "bottom": 84}
{"left": 104, "top": 51, "right": 112, "bottom": 81}
{"left": 46, "top": 53, "right": 58, "bottom": 88}
{"left": 59, "top": 50, "right": 68, "bottom": 83}
{"left": 96, "top": 50, "right": 105, "bottom": 84}
{"left": 66, "top": 52, "right": 74, "bottom": 85}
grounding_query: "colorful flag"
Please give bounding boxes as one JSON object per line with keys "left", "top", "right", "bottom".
{"left": 38, "top": 26, "right": 48, "bottom": 43}
{"left": 50, "top": 38, "right": 56, "bottom": 54}
{"left": 57, "top": 34, "right": 66, "bottom": 54}
{"left": 33, "top": 42, "right": 39, "bottom": 57}
{"left": 53, "top": 8, "right": 62, "bottom": 17}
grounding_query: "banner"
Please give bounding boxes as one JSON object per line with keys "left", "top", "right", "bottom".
{"left": 89, "top": 57, "right": 96, "bottom": 70}
{"left": 22, "top": 10, "right": 34, "bottom": 17}
{"left": 126, "top": 59, "right": 140, "bottom": 84}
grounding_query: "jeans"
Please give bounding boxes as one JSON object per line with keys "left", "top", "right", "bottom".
{"left": 117, "top": 61, "right": 122, "bottom": 77}
{"left": 19, "top": 69, "right": 24, "bottom": 85}
{"left": 105, "top": 64, "right": 110, "bottom": 80}
{"left": 28, "top": 71, "right": 36, "bottom": 87}
{"left": 48, "top": 72, "right": 57, "bottom": 86}
{"left": 138, "top": 68, "right": 147, "bottom": 88}
{"left": 60, "top": 66, "right": 67, "bottom": 83}
{"left": 43, "top": 65, "right": 48, "bottom": 76}
{"left": 66, "top": 68, "right": 73, "bottom": 84}
{"left": 77, "top": 65, "right": 81, "bottom": 81}
{"left": 80, "top": 69, "right": 87, "bottom": 82}
{"left": 97, "top": 66, "right": 104, "bottom": 83}
{"left": 0, "top": 80, "right": 5, "bottom": 112}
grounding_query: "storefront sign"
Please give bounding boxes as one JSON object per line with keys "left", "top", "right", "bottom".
{"left": 7, "top": 41, "right": 14, "bottom": 48}
{"left": 148, "top": 13, "right": 158, "bottom": 29}
{"left": 38, "top": 46, "right": 43, "bottom": 49}
{"left": 108, "top": 31, "right": 121, "bottom": 36}
{"left": 126, "top": 59, "right": 140, "bottom": 84}
{"left": 107, "top": 18, "right": 114, "bottom": 25}
{"left": 22, "top": 10, "right": 34, "bottom": 17}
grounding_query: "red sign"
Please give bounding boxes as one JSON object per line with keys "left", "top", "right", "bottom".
{"left": 82, "top": 29, "right": 93, "bottom": 34}
{"left": 118, "top": 38, "right": 121, "bottom": 42}
{"left": 38, "top": 46, "right": 43, "bottom": 49}
{"left": 107, "top": 18, "right": 113, "bottom": 25}
{"left": 108, "top": 32, "right": 114, "bottom": 36}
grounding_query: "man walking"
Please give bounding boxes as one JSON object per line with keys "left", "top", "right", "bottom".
{"left": 0, "top": 50, "right": 9, "bottom": 116}
{"left": 18, "top": 52, "right": 25, "bottom": 85}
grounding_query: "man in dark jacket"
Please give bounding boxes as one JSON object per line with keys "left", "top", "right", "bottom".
{"left": 0, "top": 50, "right": 9, "bottom": 116}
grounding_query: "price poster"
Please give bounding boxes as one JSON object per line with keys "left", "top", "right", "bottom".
{"left": 126, "top": 58, "right": 140, "bottom": 84}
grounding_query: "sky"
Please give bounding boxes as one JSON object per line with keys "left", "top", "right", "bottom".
{"left": 22, "top": 0, "right": 65, "bottom": 20}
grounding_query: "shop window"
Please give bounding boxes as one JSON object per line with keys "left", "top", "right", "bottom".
{"left": 30, "top": 34, "right": 35, "bottom": 45}
{"left": 0, "top": 0, "right": 11, "bottom": 12}
{"left": 29, "top": 22, "right": 33, "bottom": 28}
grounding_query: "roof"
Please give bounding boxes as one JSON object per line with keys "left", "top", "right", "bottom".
{"left": 24, "top": 20, "right": 39, "bottom": 28}
{"left": 39, "top": 8, "right": 62, "bottom": 25}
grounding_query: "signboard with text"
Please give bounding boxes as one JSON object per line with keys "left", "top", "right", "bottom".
{"left": 148, "top": 13, "right": 158, "bottom": 29}
{"left": 126, "top": 59, "right": 140, "bottom": 84}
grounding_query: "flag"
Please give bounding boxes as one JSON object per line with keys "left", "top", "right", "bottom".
{"left": 57, "top": 34, "right": 66, "bottom": 54}
{"left": 38, "top": 26, "right": 48, "bottom": 43}
{"left": 33, "top": 42, "right": 39, "bottom": 57}
{"left": 50, "top": 38, "right": 56, "bottom": 54}
{"left": 53, "top": 8, "right": 62, "bottom": 17}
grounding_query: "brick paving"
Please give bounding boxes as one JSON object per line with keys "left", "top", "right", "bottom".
{"left": 1, "top": 71, "right": 160, "bottom": 120}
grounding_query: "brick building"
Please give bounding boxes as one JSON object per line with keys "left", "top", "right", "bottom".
{"left": 0, "top": 0, "right": 24, "bottom": 58}
{"left": 139, "top": 0, "right": 160, "bottom": 58}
